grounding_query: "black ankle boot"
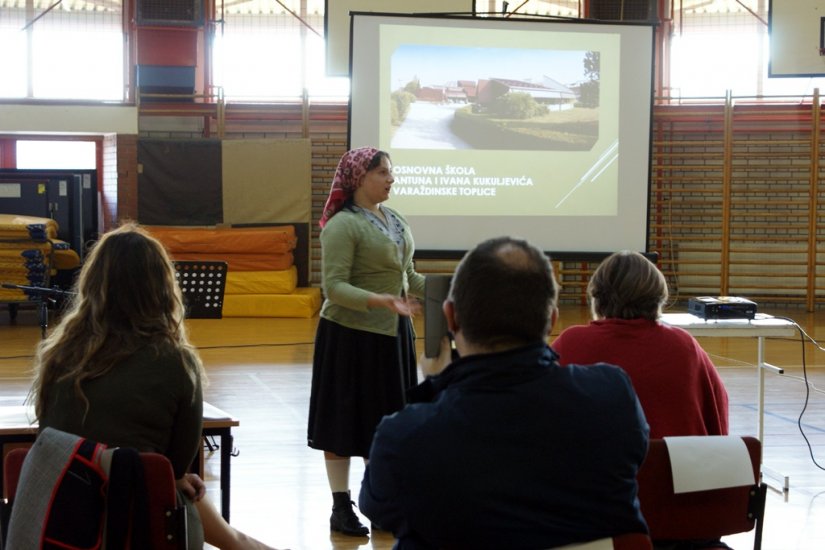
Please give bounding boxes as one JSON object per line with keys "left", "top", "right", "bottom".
{"left": 330, "top": 491, "right": 369, "bottom": 536}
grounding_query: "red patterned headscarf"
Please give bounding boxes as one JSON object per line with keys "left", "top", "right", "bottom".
{"left": 319, "top": 146, "right": 380, "bottom": 228}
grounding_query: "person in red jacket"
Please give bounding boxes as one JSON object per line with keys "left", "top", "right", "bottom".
{"left": 552, "top": 250, "right": 729, "bottom": 439}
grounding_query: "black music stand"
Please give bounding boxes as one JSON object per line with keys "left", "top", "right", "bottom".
{"left": 173, "top": 261, "right": 227, "bottom": 319}
{"left": 0, "top": 283, "right": 73, "bottom": 338}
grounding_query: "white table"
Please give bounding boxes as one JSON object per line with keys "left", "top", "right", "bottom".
{"left": 0, "top": 401, "right": 239, "bottom": 520}
{"left": 661, "top": 313, "right": 798, "bottom": 490}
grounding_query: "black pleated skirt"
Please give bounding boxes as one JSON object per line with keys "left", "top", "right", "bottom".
{"left": 307, "top": 316, "right": 417, "bottom": 458}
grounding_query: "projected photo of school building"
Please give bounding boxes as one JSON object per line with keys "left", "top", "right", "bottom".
{"left": 389, "top": 45, "right": 601, "bottom": 151}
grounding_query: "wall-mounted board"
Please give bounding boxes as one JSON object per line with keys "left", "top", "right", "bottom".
{"left": 769, "top": 0, "right": 825, "bottom": 77}
{"left": 325, "top": 0, "right": 474, "bottom": 76}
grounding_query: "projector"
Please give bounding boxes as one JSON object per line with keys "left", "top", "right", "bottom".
{"left": 688, "top": 296, "right": 757, "bottom": 320}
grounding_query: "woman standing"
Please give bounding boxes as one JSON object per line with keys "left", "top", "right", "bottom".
{"left": 308, "top": 147, "right": 426, "bottom": 537}
{"left": 30, "top": 224, "right": 278, "bottom": 550}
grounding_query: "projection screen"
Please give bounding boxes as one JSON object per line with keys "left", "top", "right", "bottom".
{"left": 349, "top": 13, "right": 655, "bottom": 256}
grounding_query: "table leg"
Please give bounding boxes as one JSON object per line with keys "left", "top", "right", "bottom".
{"left": 757, "top": 336, "right": 765, "bottom": 449}
{"left": 198, "top": 427, "right": 234, "bottom": 521}
{"left": 756, "top": 336, "right": 790, "bottom": 493}
{"left": 220, "top": 431, "right": 232, "bottom": 522}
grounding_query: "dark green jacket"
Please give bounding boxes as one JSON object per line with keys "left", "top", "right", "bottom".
{"left": 39, "top": 343, "right": 202, "bottom": 478}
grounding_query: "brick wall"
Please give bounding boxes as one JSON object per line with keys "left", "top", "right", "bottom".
{"left": 131, "top": 96, "right": 825, "bottom": 307}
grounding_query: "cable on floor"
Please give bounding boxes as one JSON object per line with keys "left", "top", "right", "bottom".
{"left": 770, "top": 316, "right": 825, "bottom": 472}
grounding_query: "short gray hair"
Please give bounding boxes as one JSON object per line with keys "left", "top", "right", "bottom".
{"left": 588, "top": 251, "right": 667, "bottom": 321}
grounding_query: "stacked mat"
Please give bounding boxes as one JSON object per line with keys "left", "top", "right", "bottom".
{"left": 0, "top": 214, "right": 80, "bottom": 302}
{"left": 146, "top": 225, "right": 321, "bottom": 318}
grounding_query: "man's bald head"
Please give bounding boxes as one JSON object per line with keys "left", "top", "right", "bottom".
{"left": 448, "top": 237, "right": 558, "bottom": 349}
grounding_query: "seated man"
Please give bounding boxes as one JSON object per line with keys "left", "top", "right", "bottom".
{"left": 359, "top": 236, "right": 649, "bottom": 550}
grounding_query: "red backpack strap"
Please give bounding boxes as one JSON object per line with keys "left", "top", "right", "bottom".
{"left": 42, "top": 437, "right": 108, "bottom": 549}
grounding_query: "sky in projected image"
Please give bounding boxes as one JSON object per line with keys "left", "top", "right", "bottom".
{"left": 390, "top": 45, "right": 591, "bottom": 91}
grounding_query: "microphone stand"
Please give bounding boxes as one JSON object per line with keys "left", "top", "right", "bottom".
{"left": 1, "top": 283, "right": 74, "bottom": 339}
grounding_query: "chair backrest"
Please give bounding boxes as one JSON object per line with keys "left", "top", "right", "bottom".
{"left": 611, "top": 533, "right": 653, "bottom": 550}
{"left": 553, "top": 532, "right": 653, "bottom": 549}
{"left": 637, "top": 436, "right": 766, "bottom": 550}
{"left": 1, "top": 447, "right": 30, "bottom": 549}
{"left": 1, "top": 447, "right": 186, "bottom": 550}
{"left": 139, "top": 453, "right": 189, "bottom": 549}
{"left": 3, "top": 448, "right": 27, "bottom": 501}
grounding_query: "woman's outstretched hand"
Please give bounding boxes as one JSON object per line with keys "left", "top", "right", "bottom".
{"left": 369, "top": 293, "right": 422, "bottom": 316}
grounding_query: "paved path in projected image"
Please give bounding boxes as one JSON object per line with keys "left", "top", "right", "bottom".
{"left": 391, "top": 102, "right": 472, "bottom": 149}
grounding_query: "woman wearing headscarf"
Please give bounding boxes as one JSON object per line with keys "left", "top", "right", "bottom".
{"left": 308, "top": 147, "right": 426, "bottom": 537}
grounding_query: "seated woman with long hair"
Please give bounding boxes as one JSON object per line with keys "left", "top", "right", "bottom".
{"left": 29, "top": 223, "right": 280, "bottom": 550}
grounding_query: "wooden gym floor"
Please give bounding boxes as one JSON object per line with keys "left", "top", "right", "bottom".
{"left": 2, "top": 303, "right": 825, "bottom": 550}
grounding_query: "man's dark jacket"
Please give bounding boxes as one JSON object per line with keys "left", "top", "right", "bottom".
{"left": 359, "top": 343, "right": 649, "bottom": 550}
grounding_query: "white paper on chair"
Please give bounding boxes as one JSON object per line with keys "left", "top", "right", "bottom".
{"left": 664, "top": 436, "right": 755, "bottom": 494}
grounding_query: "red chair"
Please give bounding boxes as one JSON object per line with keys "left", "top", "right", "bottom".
{"left": 611, "top": 533, "right": 654, "bottom": 550}
{"left": 555, "top": 533, "right": 653, "bottom": 549}
{"left": 2, "top": 448, "right": 27, "bottom": 503}
{"left": 637, "top": 436, "right": 767, "bottom": 550}
{"left": 1, "top": 447, "right": 187, "bottom": 549}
